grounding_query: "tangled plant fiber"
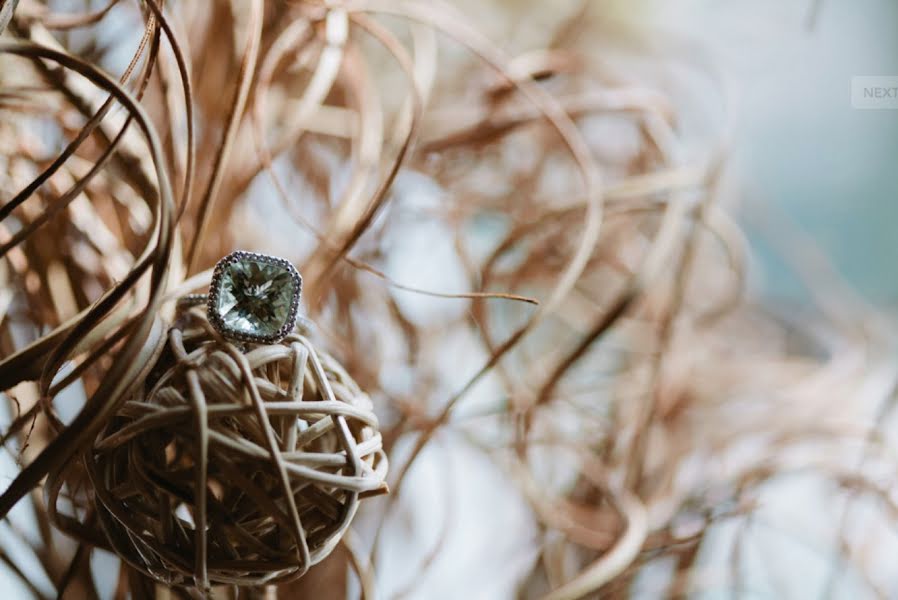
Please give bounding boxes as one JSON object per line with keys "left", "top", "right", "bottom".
{"left": 0, "top": 0, "right": 891, "bottom": 599}
{"left": 77, "top": 309, "right": 387, "bottom": 590}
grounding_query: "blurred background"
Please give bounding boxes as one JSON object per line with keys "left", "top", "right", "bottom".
{"left": 0, "top": 0, "right": 897, "bottom": 599}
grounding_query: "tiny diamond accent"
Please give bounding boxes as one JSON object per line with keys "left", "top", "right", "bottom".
{"left": 207, "top": 251, "right": 302, "bottom": 344}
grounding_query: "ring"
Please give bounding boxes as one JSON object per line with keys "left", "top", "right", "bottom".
{"left": 178, "top": 250, "right": 303, "bottom": 344}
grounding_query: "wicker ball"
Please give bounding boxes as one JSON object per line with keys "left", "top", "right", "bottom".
{"left": 86, "top": 311, "right": 388, "bottom": 589}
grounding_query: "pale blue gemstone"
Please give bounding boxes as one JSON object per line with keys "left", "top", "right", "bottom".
{"left": 215, "top": 258, "right": 295, "bottom": 338}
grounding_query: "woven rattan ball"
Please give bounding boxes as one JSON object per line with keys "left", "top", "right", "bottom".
{"left": 86, "top": 310, "right": 388, "bottom": 589}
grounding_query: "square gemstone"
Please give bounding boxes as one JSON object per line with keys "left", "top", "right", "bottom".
{"left": 209, "top": 252, "right": 301, "bottom": 342}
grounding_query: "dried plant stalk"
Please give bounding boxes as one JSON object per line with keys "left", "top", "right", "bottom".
{"left": 0, "top": 1, "right": 890, "bottom": 599}
{"left": 46, "top": 309, "right": 386, "bottom": 590}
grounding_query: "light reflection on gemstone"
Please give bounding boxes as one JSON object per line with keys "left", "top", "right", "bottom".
{"left": 214, "top": 258, "right": 296, "bottom": 338}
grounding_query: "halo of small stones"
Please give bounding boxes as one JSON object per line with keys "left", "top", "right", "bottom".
{"left": 207, "top": 250, "right": 303, "bottom": 344}
{"left": 82, "top": 310, "right": 388, "bottom": 589}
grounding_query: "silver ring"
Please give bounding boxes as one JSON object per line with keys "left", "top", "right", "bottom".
{"left": 178, "top": 250, "right": 303, "bottom": 344}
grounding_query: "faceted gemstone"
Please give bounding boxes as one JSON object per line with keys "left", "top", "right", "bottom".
{"left": 214, "top": 257, "right": 296, "bottom": 339}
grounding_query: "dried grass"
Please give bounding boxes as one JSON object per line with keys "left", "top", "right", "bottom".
{"left": 0, "top": 0, "right": 890, "bottom": 599}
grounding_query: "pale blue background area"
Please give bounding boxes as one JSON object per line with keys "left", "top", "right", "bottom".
{"left": 720, "top": 0, "right": 898, "bottom": 304}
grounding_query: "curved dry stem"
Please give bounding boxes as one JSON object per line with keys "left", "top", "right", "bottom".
{"left": 0, "top": 39, "right": 176, "bottom": 520}
{"left": 186, "top": 0, "right": 263, "bottom": 275}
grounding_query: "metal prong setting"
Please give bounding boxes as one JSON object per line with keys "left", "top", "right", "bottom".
{"left": 182, "top": 251, "right": 303, "bottom": 345}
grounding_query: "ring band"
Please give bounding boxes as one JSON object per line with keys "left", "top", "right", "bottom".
{"left": 176, "top": 293, "right": 208, "bottom": 309}
{"left": 179, "top": 251, "right": 304, "bottom": 344}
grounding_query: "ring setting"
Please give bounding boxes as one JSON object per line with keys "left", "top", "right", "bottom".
{"left": 187, "top": 250, "right": 303, "bottom": 344}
